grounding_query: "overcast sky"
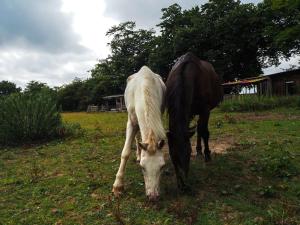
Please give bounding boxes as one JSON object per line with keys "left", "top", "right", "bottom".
{"left": 0, "top": 0, "right": 298, "bottom": 88}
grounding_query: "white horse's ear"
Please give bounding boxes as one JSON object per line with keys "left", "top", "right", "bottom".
{"left": 138, "top": 142, "right": 148, "bottom": 150}
{"left": 157, "top": 140, "right": 165, "bottom": 149}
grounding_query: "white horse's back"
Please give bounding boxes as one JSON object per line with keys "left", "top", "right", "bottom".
{"left": 125, "top": 66, "right": 166, "bottom": 140}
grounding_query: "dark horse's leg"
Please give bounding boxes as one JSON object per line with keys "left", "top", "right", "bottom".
{"left": 174, "top": 165, "right": 184, "bottom": 189}
{"left": 197, "top": 111, "right": 211, "bottom": 162}
{"left": 196, "top": 116, "right": 202, "bottom": 156}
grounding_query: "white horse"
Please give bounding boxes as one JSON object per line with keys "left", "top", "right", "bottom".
{"left": 112, "top": 66, "right": 166, "bottom": 201}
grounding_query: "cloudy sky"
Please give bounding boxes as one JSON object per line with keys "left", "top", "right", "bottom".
{"left": 0, "top": 0, "right": 297, "bottom": 88}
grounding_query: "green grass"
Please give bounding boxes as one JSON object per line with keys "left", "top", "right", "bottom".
{"left": 220, "top": 95, "right": 300, "bottom": 112}
{"left": 1, "top": 109, "right": 300, "bottom": 224}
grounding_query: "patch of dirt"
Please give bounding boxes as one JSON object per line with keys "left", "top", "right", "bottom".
{"left": 209, "top": 138, "right": 235, "bottom": 154}
{"left": 161, "top": 136, "right": 235, "bottom": 159}
{"left": 191, "top": 136, "right": 235, "bottom": 156}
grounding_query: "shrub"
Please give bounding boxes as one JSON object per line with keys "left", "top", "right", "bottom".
{"left": 0, "top": 91, "right": 62, "bottom": 146}
{"left": 220, "top": 95, "right": 300, "bottom": 112}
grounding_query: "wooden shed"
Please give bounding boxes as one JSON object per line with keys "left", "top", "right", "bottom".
{"left": 265, "top": 69, "right": 300, "bottom": 96}
{"left": 222, "top": 69, "right": 300, "bottom": 97}
{"left": 222, "top": 76, "right": 272, "bottom": 97}
{"left": 101, "top": 94, "right": 126, "bottom": 112}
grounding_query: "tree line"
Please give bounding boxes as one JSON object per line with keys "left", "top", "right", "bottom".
{"left": 1, "top": 0, "right": 299, "bottom": 111}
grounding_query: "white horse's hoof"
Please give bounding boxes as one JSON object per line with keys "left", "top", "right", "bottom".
{"left": 112, "top": 185, "right": 124, "bottom": 197}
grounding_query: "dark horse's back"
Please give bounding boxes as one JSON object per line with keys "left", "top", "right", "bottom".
{"left": 166, "top": 52, "right": 223, "bottom": 115}
{"left": 166, "top": 52, "right": 223, "bottom": 184}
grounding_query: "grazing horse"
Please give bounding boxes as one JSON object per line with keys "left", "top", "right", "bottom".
{"left": 112, "top": 66, "right": 166, "bottom": 201}
{"left": 166, "top": 52, "right": 223, "bottom": 187}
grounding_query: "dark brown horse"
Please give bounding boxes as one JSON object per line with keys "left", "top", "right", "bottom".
{"left": 166, "top": 52, "right": 223, "bottom": 187}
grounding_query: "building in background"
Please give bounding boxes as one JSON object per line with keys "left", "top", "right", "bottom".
{"left": 222, "top": 69, "right": 300, "bottom": 97}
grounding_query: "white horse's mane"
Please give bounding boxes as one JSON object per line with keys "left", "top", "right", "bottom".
{"left": 125, "top": 66, "right": 166, "bottom": 141}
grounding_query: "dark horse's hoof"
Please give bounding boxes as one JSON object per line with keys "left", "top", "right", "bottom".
{"left": 177, "top": 181, "right": 191, "bottom": 193}
{"left": 204, "top": 154, "right": 212, "bottom": 162}
{"left": 181, "top": 184, "right": 192, "bottom": 193}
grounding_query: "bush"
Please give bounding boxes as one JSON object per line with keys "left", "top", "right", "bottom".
{"left": 0, "top": 91, "right": 62, "bottom": 146}
{"left": 220, "top": 95, "right": 300, "bottom": 112}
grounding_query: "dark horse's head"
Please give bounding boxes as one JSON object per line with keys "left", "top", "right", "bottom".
{"left": 167, "top": 127, "right": 195, "bottom": 180}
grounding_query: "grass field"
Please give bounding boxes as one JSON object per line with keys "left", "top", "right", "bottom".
{"left": 1, "top": 108, "right": 300, "bottom": 225}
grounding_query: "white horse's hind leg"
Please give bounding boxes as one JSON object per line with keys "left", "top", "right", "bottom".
{"left": 112, "top": 119, "right": 137, "bottom": 196}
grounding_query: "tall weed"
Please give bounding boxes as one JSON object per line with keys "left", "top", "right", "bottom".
{"left": 0, "top": 91, "right": 62, "bottom": 146}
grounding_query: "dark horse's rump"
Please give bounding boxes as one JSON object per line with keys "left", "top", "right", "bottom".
{"left": 166, "top": 52, "right": 223, "bottom": 187}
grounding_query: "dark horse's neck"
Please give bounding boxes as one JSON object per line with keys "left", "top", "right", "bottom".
{"left": 167, "top": 59, "right": 196, "bottom": 175}
{"left": 168, "top": 60, "right": 195, "bottom": 134}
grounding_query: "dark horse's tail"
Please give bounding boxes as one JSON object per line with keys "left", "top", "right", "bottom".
{"left": 166, "top": 53, "right": 197, "bottom": 176}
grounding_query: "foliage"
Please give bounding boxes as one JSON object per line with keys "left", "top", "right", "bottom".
{"left": 0, "top": 80, "right": 21, "bottom": 96}
{"left": 57, "top": 78, "right": 93, "bottom": 111}
{"left": 87, "top": 0, "right": 300, "bottom": 98}
{"left": 220, "top": 95, "right": 300, "bottom": 112}
{"left": 151, "top": 1, "right": 266, "bottom": 80}
{"left": 0, "top": 91, "right": 62, "bottom": 146}
{"left": 90, "top": 22, "right": 156, "bottom": 92}
{"left": 258, "top": 0, "right": 300, "bottom": 58}
{"left": 24, "top": 81, "right": 52, "bottom": 94}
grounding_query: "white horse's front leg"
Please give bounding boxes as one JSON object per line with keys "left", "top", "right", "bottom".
{"left": 135, "top": 136, "right": 141, "bottom": 162}
{"left": 112, "top": 120, "right": 137, "bottom": 196}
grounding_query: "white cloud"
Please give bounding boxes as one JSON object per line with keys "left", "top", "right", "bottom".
{"left": 61, "top": 0, "right": 118, "bottom": 57}
{"left": 0, "top": 0, "right": 119, "bottom": 89}
{"left": 263, "top": 56, "right": 300, "bottom": 75}
{"left": 103, "top": 0, "right": 263, "bottom": 28}
{"left": 0, "top": 48, "right": 95, "bottom": 88}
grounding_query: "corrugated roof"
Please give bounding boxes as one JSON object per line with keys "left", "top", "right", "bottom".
{"left": 222, "top": 76, "right": 268, "bottom": 86}
{"left": 102, "top": 94, "right": 124, "bottom": 99}
{"left": 222, "top": 69, "right": 300, "bottom": 86}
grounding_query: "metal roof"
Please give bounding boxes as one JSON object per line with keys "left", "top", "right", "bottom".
{"left": 222, "top": 76, "right": 269, "bottom": 86}
{"left": 102, "top": 94, "right": 124, "bottom": 99}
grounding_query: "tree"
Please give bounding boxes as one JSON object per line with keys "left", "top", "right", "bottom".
{"left": 149, "top": 4, "right": 186, "bottom": 77}
{"left": 258, "top": 0, "right": 300, "bottom": 59}
{"left": 87, "top": 0, "right": 300, "bottom": 98}
{"left": 150, "top": 0, "right": 300, "bottom": 81}
{"left": 57, "top": 78, "right": 94, "bottom": 111}
{"left": 151, "top": 1, "right": 267, "bottom": 81}
{"left": 24, "top": 81, "right": 50, "bottom": 94}
{"left": 0, "top": 81, "right": 21, "bottom": 96}
{"left": 91, "top": 22, "right": 156, "bottom": 92}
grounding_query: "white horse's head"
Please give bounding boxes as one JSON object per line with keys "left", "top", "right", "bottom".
{"left": 138, "top": 132, "right": 165, "bottom": 201}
